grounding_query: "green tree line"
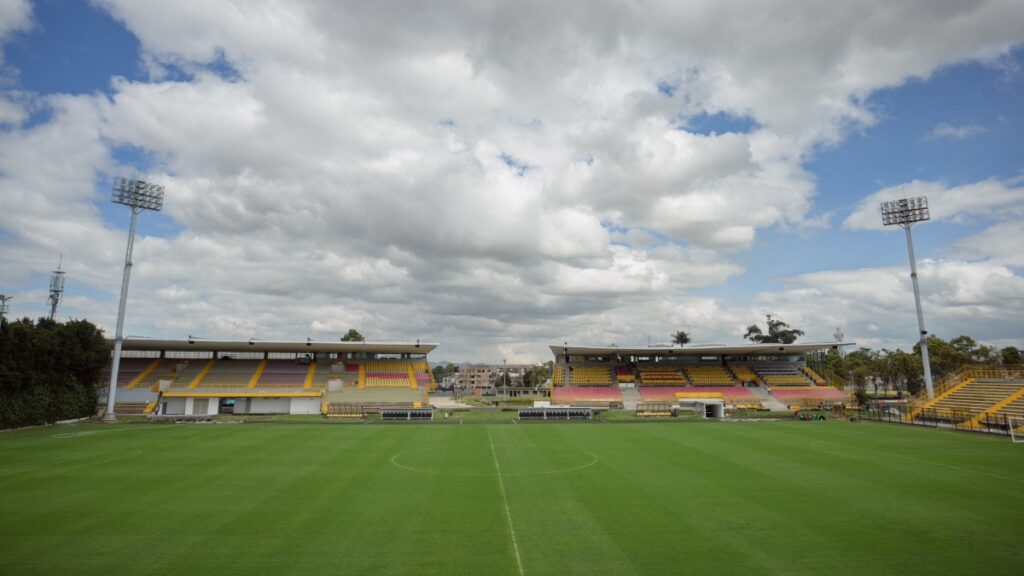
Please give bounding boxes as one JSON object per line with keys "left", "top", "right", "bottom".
{"left": 0, "top": 318, "right": 109, "bottom": 429}
{"left": 814, "top": 335, "right": 1021, "bottom": 399}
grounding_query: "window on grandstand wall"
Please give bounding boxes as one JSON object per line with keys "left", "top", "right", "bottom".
{"left": 120, "top": 350, "right": 160, "bottom": 358}
{"left": 166, "top": 351, "right": 214, "bottom": 359}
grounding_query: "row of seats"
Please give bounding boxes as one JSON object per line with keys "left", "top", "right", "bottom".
{"left": 638, "top": 366, "right": 687, "bottom": 386}
{"left": 569, "top": 366, "right": 613, "bottom": 385}
{"left": 199, "top": 360, "right": 262, "bottom": 388}
{"left": 552, "top": 387, "right": 623, "bottom": 402}
{"left": 256, "top": 359, "right": 308, "bottom": 387}
{"left": 927, "top": 379, "right": 1024, "bottom": 416}
{"left": 682, "top": 365, "right": 734, "bottom": 386}
{"left": 638, "top": 386, "right": 756, "bottom": 401}
{"left": 730, "top": 364, "right": 760, "bottom": 384}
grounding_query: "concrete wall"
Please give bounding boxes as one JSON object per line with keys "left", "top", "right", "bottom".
{"left": 162, "top": 397, "right": 186, "bottom": 415}
{"left": 289, "top": 397, "right": 320, "bottom": 414}
{"left": 248, "top": 398, "right": 290, "bottom": 414}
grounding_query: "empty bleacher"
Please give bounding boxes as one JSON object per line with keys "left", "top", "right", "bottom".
{"left": 168, "top": 359, "right": 214, "bottom": 388}
{"left": 638, "top": 365, "right": 688, "bottom": 386}
{"left": 802, "top": 366, "right": 827, "bottom": 385}
{"left": 103, "top": 358, "right": 159, "bottom": 388}
{"left": 925, "top": 379, "right": 1024, "bottom": 417}
{"left": 638, "top": 386, "right": 756, "bottom": 402}
{"left": 994, "top": 393, "right": 1024, "bottom": 420}
{"left": 729, "top": 364, "right": 761, "bottom": 385}
{"left": 615, "top": 365, "right": 636, "bottom": 383}
{"left": 364, "top": 360, "right": 413, "bottom": 388}
{"left": 323, "top": 387, "right": 423, "bottom": 413}
{"left": 770, "top": 387, "right": 848, "bottom": 406}
{"left": 682, "top": 365, "right": 735, "bottom": 386}
{"left": 198, "top": 359, "right": 262, "bottom": 388}
{"left": 552, "top": 366, "right": 566, "bottom": 386}
{"left": 255, "top": 360, "right": 309, "bottom": 388}
{"left": 552, "top": 387, "right": 623, "bottom": 403}
{"left": 753, "top": 364, "right": 813, "bottom": 386}
{"left": 569, "top": 366, "right": 613, "bottom": 386}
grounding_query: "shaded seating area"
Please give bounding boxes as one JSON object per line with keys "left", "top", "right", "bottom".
{"left": 196, "top": 359, "right": 262, "bottom": 388}
{"left": 682, "top": 365, "right": 734, "bottom": 386}
{"left": 638, "top": 365, "right": 687, "bottom": 386}
{"left": 255, "top": 360, "right": 308, "bottom": 388}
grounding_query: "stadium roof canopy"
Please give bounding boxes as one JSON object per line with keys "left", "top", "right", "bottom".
{"left": 111, "top": 338, "right": 438, "bottom": 355}
{"left": 549, "top": 342, "right": 853, "bottom": 358}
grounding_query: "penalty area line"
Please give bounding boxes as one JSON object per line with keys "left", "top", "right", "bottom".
{"left": 487, "top": 426, "right": 525, "bottom": 576}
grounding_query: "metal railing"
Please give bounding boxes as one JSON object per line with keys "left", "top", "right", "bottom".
{"left": 908, "top": 366, "right": 1024, "bottom": 410}
{"left": 858, "top": 403, "right": 1015, "bottom": 436}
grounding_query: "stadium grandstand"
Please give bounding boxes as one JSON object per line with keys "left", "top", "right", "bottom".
{"left": 906, "top": 367, "right": 1024, "bottom": 428}
{"left": 98, "top": 339, "right": 437, "bottom": 419}
{"left": 548, "top": 342, "right": 852, "bottom": 410}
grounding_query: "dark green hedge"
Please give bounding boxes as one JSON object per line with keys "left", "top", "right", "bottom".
{"left": 0, "top": 318, "right": 108, "bottom": 429}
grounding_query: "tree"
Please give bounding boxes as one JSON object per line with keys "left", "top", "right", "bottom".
{"left": 671, "top": 331, "right": 691, "bottom": 346}
{"left": 743, "top": 314, "right": 804, "bottom": 344}
{"left": 1001, "top": 346, "right": 1022, "bottom": 366}
{"left": 340, "top": 329, "right": 365, "bottom": 342}
{"left": 0, "top": 317, "right": 108, "bottom": 429}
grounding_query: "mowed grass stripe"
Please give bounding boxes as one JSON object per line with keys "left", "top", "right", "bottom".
{"left": 1, "top": 421, "right": 1022, "bottom": 575}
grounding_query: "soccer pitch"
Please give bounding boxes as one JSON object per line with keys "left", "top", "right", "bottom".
{"left": 1, "top": 420, "right": 1021, "bottom": 575}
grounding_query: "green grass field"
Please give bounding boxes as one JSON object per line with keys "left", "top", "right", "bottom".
{"left": 1, "top": 420, "right": 1022, "bottom": 575}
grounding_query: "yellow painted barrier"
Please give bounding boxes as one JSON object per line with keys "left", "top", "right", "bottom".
{"left": 304, "top": 362, "right": 317, "bottom": 389}
{"left": 247, "top": 359, "right": 268, "bottom": 389}
{"left": 188, "top": 359, "right": 217, "bottom": 389}
{"left": 969, "top": 386, "right": 1024, "bottom": 428}
{"left": 128, "top": 358, "right": 162, "bottom": 389}
{"left": 163, "top": 391, "right": 323, "bottom": 398}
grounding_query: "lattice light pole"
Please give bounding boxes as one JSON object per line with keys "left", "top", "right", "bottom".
{"left": 48, "top": 254, "right": 66, "bottom": 321}
{"left": 881, "top": 195, "right": 935, "bottom": 399}
{"left": 0, "top": 295, "right": 11, "bottom": 324}
{"left": 104, "top": 177, "right": 165, "bottom": 422}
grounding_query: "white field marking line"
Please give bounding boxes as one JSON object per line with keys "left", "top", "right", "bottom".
{"left": 389, "top": 445, "right": 599, "bottom": 477}
{"left": 487, "top": 426, "right": 525, "bottom": 576}
{"left": 51, "top": 425, "right": 178, "bottom": 439}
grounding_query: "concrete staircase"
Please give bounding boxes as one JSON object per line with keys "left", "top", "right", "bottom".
{"left": 620, "top": 386, "right": 642, "bottom": 411}
{"left": 747, "top": 386, "right": 789, "bottom": 412}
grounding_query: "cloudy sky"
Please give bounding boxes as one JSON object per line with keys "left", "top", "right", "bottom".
{"left": 0, "top": 0, "right": 1022, "bottom": 363}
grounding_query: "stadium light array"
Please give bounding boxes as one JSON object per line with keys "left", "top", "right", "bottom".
{"left": 880, "top": 195, "right": 935, "bottom": 400}
{"left": 104, "top": 177, "right": 165, "bottom": 422}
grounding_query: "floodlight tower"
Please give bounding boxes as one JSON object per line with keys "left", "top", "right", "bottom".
{"left": 104, "top": 177, "right": 165, "bottom": 422}
{"left": 47, "top": 254, "right": 66, "bottom": 321}
{"left": 880, "top": 196, "right": 935, "bottom": 400}
{"left": 0, "top": 295, "right": 11, "bottom": 324}
{"left": 833, "top": 326, "right": 845, "bottom": 358}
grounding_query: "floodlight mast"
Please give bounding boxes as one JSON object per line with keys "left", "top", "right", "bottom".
{"left": 104, "top": 178, "right": 164, "bottom": 422}
{"left": 880, "top": 196, "right": 935, "bottom": 400}
{"left": 0, "top": 295, "right": 11, "bottom": 324}
{"left": 48, "top": 254, "right": 66, "bottom": 321}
